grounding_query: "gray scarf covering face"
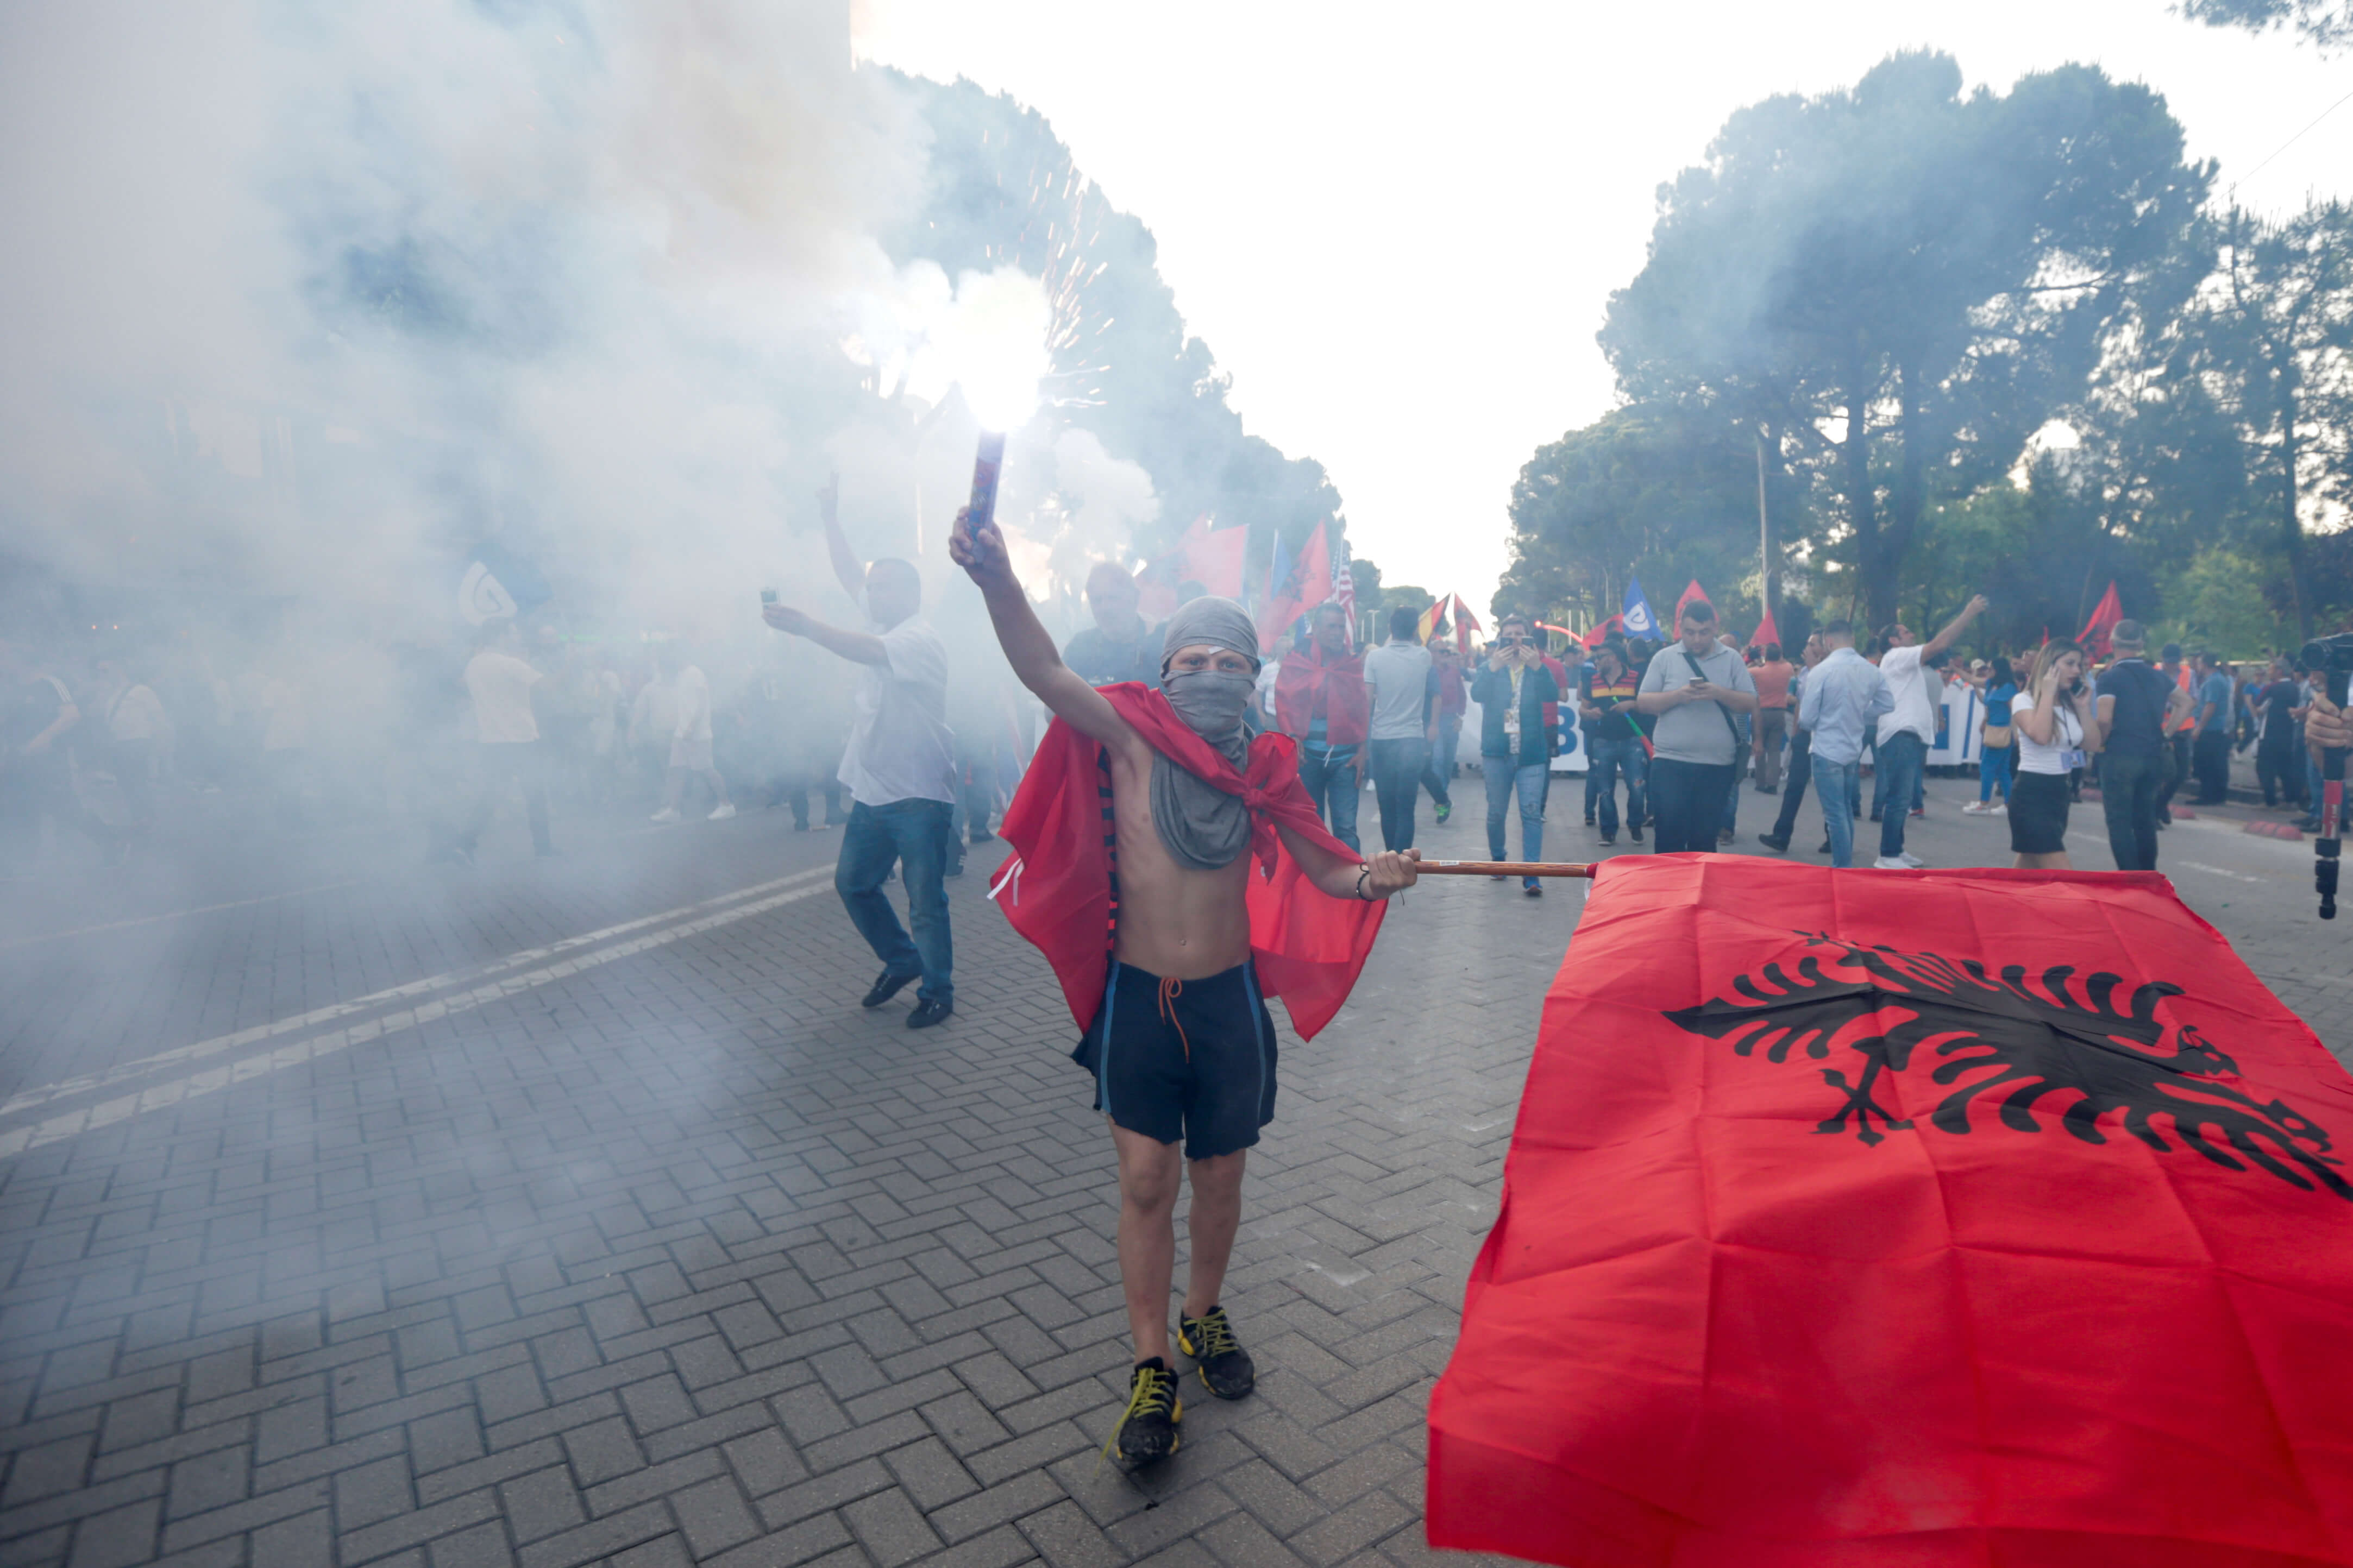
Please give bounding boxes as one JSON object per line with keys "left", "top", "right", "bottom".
{"left": 1151, "top": 597, "right": 1262, "bottom": 871}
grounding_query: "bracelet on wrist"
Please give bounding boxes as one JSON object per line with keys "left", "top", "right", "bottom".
{"left": 1355, "top": 865, "right": 1373, "bottom": 901}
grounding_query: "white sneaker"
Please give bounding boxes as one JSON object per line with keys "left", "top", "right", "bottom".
{"left": 1899, "top": 852, "right": 1927, "bottom": 868}
{"left": 1990, "top": 803, "right": 2007, "bottom": 815}
{"left": 650, "top": 807, "right": 681, "bottom": 823}
{"left": 1961, "top": 801, "right": 1991, "bottom": 815}
{"left": 707, "top": 802, "right": 736, "bottom": 821}
{"left": 1873, "top": 855, "right": 1910, "bottom": 870}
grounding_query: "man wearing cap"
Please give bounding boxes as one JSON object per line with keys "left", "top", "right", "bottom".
{"left": 951, "top": 506, "right": 1417, "bottom": 1469}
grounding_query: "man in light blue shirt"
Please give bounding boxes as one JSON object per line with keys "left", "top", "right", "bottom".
{"left": 2192, "top": 652, "right": 2235, "bottom": 805}
{"left": 1797, "top": 620, "right": 1893, "bottom": 867}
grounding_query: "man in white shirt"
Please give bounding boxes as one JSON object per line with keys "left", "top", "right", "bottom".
{"left": 1869, "top": 594, "right": 1987, "bottom": 868}
{"left": 1361, "top": 606, "right": 1436, "bottom": 852}
{"left": 763, "top": 493, "right": 960, "bottom": 1029}
{"left": 460, "top": 620, "right": 554, "bottom": 859}
{"left": 650, "top": 646, "right": 736, "bottom": 824}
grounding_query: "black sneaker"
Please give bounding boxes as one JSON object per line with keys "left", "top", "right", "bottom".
{"left": 1628, "top": 823, "right": 1643, "bottom": 843}
{"left": 1177, "top": 1306, "right": 1256, "bottom": 1400}
{"left": 1757, "top": 833, "right": 1789, "bottom": 852}
{"left": 907, "top": 998, "right": 953, "bottom": 1030}
{"left": 1112, "top": 1359, "right": 1182, "bottom": 1464}
{"left": 1523, "top": 880, "right": 1543, "bottom": 897}
{"left": 1599, "top": 833, "right": 1616, "bottom": 847}
{"left": 1583, "top": 815, "right": 1596, "bottom": 826}
{"left": 862, "top": 969, "right": 920, "bottom": 1009}
{"left": 1815, "top": 840, "right": 1833, "bottom": 855}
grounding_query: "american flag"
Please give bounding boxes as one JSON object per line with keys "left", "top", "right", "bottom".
{"left": 1331, "top": 540, "right": 1356, "bottom": 646}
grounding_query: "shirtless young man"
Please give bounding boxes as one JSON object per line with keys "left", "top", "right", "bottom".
{"left": 951, "top": 510, "right": 1420, "bottom": 1464}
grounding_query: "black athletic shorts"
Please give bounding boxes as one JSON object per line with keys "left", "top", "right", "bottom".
{"left": 1072, "top": 960, "right": 1277, "bottom": 1160}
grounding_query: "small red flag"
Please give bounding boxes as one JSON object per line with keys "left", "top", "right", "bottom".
{"left": 1451, "top": 593, "right": 1482, "bottom": 654}
{"left": 1429, "top": 857, "right": 2353, "bottom": 1567}
{"left": 1186, "top": 520, "right": 1247, "bottom": 600}
{"left": 1674, "top": 578, "right": 1711, "bottom": 628}
{"left": 1257, "top": 520, "right": 1332, "bottom": 653}
{"left": 2079, "top": 581, "right": 2124, "bottom": 661}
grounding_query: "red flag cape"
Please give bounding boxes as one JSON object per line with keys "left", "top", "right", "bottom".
{"left": 1273, "top": 642, "right": 1368, "bottom": 748}
{"left": 2079, "top": 580, "right": 2124, "bottom": 662}
{"left": 990, "top": 683, "right": 1384, "bottom": 1040}
{"left": 1429, "top": 857, "right": 2353, "bottom": 1567}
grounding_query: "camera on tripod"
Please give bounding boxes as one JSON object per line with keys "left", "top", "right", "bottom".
{"left": 2295, "top": 633, "right": 2353, "bottom": 918}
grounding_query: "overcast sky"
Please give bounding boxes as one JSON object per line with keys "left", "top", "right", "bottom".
{"left": 855, "top": 2, "right": 2352, "bottom": 618}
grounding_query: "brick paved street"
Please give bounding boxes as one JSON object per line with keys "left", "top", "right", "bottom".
{"left": 2, "top": 769, "right": 2348, "bottom": 1568}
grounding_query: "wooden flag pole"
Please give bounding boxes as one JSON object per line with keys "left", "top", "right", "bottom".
{"left": 1413, "top": 859, "right": 1597, "bottom": 880}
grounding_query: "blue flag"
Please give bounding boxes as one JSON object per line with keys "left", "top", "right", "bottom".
{"left": 459, "top": 540, "right": 551, "bottom": 625}
{"left": 1621, "top": 575, "right": 1660, "bottom": 641}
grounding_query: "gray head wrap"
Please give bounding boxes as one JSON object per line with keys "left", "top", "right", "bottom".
{"left": 1151, "top": 597, "right": 1262, "bottom": 871}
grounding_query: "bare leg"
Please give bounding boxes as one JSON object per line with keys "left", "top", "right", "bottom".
{"left": 1181, "top": 1150, "right": 1246, "bottom": 1319}
{"left": 1111, "top": 1124, "right": 1183, "bottom": 1364}
{"left": 662, "top": 766, "right": 686, "bottom": 811}
{"left": 700, "top": 768, "right": 732, "bottom": 807}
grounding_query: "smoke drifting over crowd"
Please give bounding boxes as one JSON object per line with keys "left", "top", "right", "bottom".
{"left": 3, "top": 0, "right": 1029, "bottom": 619}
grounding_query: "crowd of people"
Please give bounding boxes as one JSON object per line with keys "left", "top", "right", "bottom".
{"left": 0, "top": 619, "right": 899, "bottom": 880}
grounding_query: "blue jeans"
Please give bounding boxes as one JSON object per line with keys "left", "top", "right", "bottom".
{"left": 1815, "top": 755, "right": 1862, "bottom": 867}
{"left": 836, "top": 798, "right": 955, "bottom": 1005}
{"left": 1876, "top": 732, "right": 1926, "bottom": 860}
{"left": 1297, "top": 745, "right": 1360, "bottom": 852}
{"left": 1421, "top": 716, "right": 1460, "bottom": 808}
{"left": 1484, "top": 757, "right": 1547, "bottom": 871}
{"left": 1588, "top": 735, "right": 1646, "bottom": 836}
{"left": 1369, "top": 738, "right": 1427, "bottom": 852}
{"left": 1978, "top": 743, "right": 2012, "bottom": 802}
{"left": 1648, "top": 759, "right": 1735, "bottom": 853}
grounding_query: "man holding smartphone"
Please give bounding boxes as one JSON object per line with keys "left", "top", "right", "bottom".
{"left": 1633, "top": 601, "right": 1758, "bottom": 853}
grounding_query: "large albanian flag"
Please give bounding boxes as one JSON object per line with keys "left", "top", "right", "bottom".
{"left": 1428, "top": 858, "right": 2353, "bottom": 1566}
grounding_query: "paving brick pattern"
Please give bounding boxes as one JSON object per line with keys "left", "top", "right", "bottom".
{"left": 1, "top": 773, "right": 2345, "bottom": 1567}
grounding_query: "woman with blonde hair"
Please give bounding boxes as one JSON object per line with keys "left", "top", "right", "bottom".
{"left": 2010, "top": 640, "right": 2101, "bottom": 869}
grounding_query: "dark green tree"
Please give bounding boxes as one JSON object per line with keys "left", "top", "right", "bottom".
{"left": 2187, "top": 201, "right": 2353, "bottom": 639}
{"left": 1601, "top": 52, "right": 2212, "bottom": 631}
{"left": 2180, "top": 0, "right": 2353, "bottom": 48}
{"left": 1498, "top": 401, "right": 1771, "bottom": 632}
{"left": 884, "top": 74, "right": 1344, "bottom": 572}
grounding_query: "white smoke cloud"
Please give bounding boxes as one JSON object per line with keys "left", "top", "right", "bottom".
{"left": 0, "top": 0, "right": 931, "bottom": 627}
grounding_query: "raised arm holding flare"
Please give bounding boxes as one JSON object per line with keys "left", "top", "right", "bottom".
{"left": 951, "top": 504, "right": 1412, "bottom": 1469}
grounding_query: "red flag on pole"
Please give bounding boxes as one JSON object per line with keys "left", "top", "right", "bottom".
{"left": 1746, "top": 607, "right": 1782, "bottom": 654}
{"left": 1255, "top": 519, "right": 1331, "bottom": 653}
{"left": 2078, "top": 581, "right": 2124, "bottom": 660}
{"left": 1582, "top": 613, "right": 1625, "bottom": 649}
{"left": 1429, "top": 857, "right": 2353, "bottom": 1567}
{"left": 1182, "top": 515, "right": 1247, "bottom": 599}
{"left": 1673, "top": 578, "right": 1711, "bottom": 628}
{"left": 1450, "top": 593, "right": 1483, "bottom": 654}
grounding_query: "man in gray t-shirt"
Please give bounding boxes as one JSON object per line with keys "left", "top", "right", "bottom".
{"left": 1362, "top": 607, "right": 1438, "bottom": 852}
{"left": 1635, "top": 600, "right": 1758, "bottom": 853}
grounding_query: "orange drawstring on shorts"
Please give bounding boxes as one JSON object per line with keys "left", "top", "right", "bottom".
{"left": 1157, "top": 976, "right": 1189, "bottom": 1062}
